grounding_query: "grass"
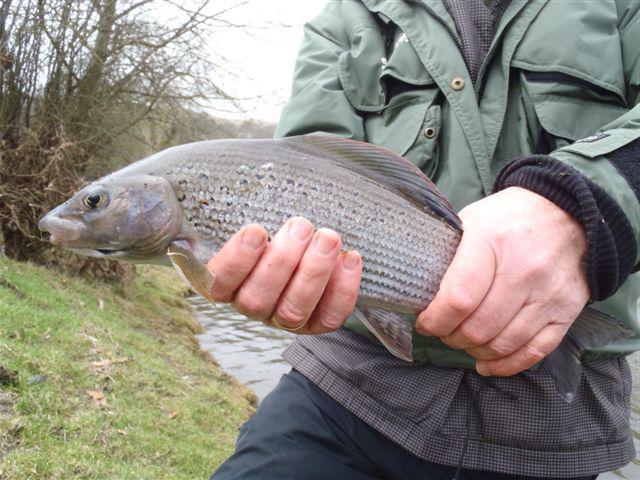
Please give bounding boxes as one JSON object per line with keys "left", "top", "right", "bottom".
{"left": 0, "top": 257, "right": 255, "bottom": 479}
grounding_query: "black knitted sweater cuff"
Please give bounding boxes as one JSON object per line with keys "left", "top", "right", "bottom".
{"left": 493, "top": 155, "right": 637, "bottom": 301}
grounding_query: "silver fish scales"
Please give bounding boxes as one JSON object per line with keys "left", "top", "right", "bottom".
{"left": 151, "top": 138, "right": 459, "bottom": 314}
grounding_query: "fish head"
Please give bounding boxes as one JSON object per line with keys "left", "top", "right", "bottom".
{"left": 38, "top": 174, "right": 183, "bottom": 262}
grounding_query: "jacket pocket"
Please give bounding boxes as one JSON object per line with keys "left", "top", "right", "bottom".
{"left": 520, "top": 70, "right": 628, "bottom": 153}
{"left": 337, "top": 27, "right": 442, "bottom": 175}
{"left": 362, "top": 85, "right": 441, "bottom": 175}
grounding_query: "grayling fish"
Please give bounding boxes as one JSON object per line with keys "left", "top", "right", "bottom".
{"left": 38, "top": 135, "right": 634, "bottom": 402}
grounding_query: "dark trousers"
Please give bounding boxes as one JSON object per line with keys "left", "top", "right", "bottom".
{"left": 212, "top": 370, "right": 598, "bottom": 480}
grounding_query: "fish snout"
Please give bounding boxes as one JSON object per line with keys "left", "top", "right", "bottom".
{"left": 38, "top": 214, "right": 83, "bottom": 245}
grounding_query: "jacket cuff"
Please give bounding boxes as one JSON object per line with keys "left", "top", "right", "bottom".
{"left": 493, "top": 155, "right": 637, "bottom": 301}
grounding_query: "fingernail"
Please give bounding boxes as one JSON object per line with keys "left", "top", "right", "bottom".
{"left": 476, "top": 362, "right": 490, "bottom": 376}
{"left": 343, "top": 251, "right": 360, "bottom": 270}
{"left": 241, "top": 226, "right": 266, "bottom": 249}
{"left": 288, "top": 217, "right": 312, "bottom": 241}
{"left": 313, "top": 229, "right": 338, "bottom": 255}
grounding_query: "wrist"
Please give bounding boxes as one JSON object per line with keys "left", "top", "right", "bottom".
{"left": 493, "top": 156, "right": 636, "bottom": 300}
{"left": 501, "top": 186, "right": 588, "bottom": 265}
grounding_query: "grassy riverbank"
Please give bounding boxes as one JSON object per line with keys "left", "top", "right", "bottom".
{"left": 0, "top": 257, "right": 255, "bottom": 479}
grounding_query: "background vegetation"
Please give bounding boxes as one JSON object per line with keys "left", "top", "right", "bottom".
{"left": 0, "top": 257, "right": 256, "bottom": 479}
{"left": 0, "top": 0, "right": 273, "bottom": 276}
{"left": 0, "top": 2, "right": 274, "bottom": 477}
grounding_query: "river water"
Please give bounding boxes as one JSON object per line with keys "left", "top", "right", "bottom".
{"left": 193, "top": 297, "right": 639, "bottom": 479}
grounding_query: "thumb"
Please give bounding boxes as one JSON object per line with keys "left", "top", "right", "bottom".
{"left": 417, "top": 231, "right": 496, "bottom": 337}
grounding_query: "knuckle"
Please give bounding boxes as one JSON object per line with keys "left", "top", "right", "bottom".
{"left": 270, "top": 249, "right": 296, "bottom": 268}
{"left": 445, "top": 289, "right": 476, "bottom": 317}
{"left": 317, "top": 310, "right": 345, "bottom": 330}
{"left": 522, "top": 343, "right": 547, "bottom": 364}
{"left": 300, "top": 262, "right": 330, "bottom": 281}
{"left": 524, "top": 252, "right": 551, "bottom": 279}
{"left": 425, "top": 318, "right": 451, "bottom": 337}
{"left": 333, "top": 282, "right": 359, "bottom": 306}
{"left": 234, "top": 291, "right": 270, "bottom": 320}
{"left": 210, "top": 288, "right": 233, "bottom": 303}
{"left": 486, "top": 339, "right": 516, "bottom": 357}
{"left": 276, "top": 299, "right": 309, "bottom": 326}
{"left": 544, "top": 281, "right": 566, "bottom": 301}
{"left": 459, "top": 325, "right": 489, "bottom": 347}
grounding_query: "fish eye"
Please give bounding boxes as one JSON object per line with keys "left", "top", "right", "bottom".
{"left": 83, "top": 192, "right": 105, "bottom": 209}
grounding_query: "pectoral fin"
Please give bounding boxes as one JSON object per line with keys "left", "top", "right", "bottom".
{"left": 543, "top": 306, "right": 636, "bottom": 403}
{"left": 167, "top": 243, "right": 216, "bottom": 302}
{"left": 354, "top": 305, "right": 413, "bottom": 361}
{"left": 542, "top": 334, "right": 582, "bottom": 403}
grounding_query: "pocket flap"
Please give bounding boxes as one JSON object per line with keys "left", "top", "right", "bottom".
{"left": 381, "top": 32, "right": 436, "bottom": 88}
{"left": 364, "top": 90, "right": 434, "bottom": 156}
{"left": 523, "top": 72, "right": 628, "bottom": 142}
{"left": 337, "top": 27, "right": 387, "bottom": 112}
{"left": 337, "top": 27, "right": 436, "bottom": 113}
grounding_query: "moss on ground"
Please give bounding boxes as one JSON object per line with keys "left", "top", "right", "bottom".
{"left": 0, "top": 257, "right": 255, "bottom": 479}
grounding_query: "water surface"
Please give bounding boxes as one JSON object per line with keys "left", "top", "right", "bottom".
{"left": 193, "top": 298, "right": 639, "bottom": 479}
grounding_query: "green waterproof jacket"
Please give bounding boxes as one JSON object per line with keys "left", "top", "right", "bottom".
{"left": 276, "top": 0, "right": 640, "bottom": 367}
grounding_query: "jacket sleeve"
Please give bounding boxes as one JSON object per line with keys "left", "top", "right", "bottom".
{"left": 274, "top": 2, "right": 365, "bottom": 140}
{"left": 495, "top": 1, "right": 640, "bottom": 301}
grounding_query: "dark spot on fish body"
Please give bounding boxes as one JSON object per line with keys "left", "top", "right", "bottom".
{"left": 178, "top": 179, "right": 188, "bottom": 186}
{"left": 177, "top": 193, "right": 186, "bottom": 202}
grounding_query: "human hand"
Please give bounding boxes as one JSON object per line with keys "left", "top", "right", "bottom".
{"left": 206, "top": 217, "right": 362, "bottom": 333}
{"left": 416, "top": 187, "right": 589, "bottom": 376}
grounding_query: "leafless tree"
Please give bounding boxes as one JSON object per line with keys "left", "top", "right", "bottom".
{"left": 0, "top": 0, "right": 244, "bottom": 269}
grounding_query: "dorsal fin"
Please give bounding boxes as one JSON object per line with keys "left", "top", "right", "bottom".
{"left": 277, "top": 135, "right": 462, "bottom": 230}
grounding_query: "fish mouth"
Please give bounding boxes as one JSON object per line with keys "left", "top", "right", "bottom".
{"left": 38, "top": 215, "right": 83, "bottom": 245}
